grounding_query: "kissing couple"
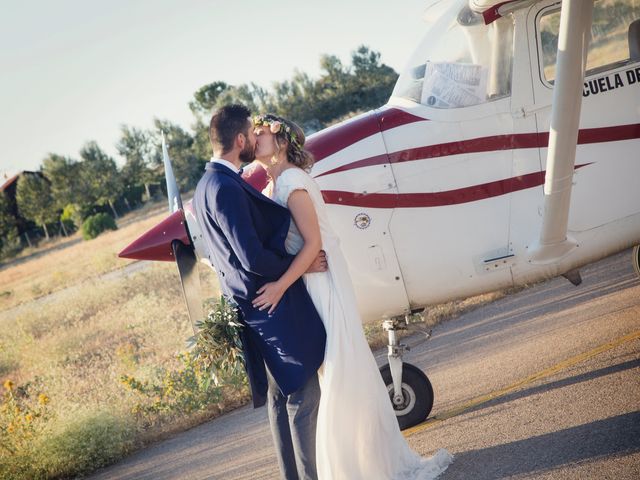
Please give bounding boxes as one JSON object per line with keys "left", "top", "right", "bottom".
{"left": 193, "top": 104, "right": 452, "bottom": 479}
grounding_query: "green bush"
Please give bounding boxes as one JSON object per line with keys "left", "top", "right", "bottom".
{"left": 120, "top": 351, "right": 227, "bottom": 419}
{"left": 0, "top": 227, "right": 22, "bottom": 260}
{"left": 81, "top": 213, "right": 117, "bottom": 240}
{"left": 34, "top": 410, "right": 135, "bottom": 479}
{"left": 0, "top": 380, "right": 53, "bottom": 480}
{"left": 60, "top": 204, "right": 81, "bottom": 231}
{"left": 120, "top": 297, "right": 248, "bottom": 421}
{"left": 1, "top": 383, "right": 134, "bottom": 480}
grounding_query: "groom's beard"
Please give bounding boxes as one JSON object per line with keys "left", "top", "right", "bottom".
{"left": 239, "top": 140, "right": 256, "bottom": 163}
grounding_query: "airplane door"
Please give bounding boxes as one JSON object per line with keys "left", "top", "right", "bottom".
{"left": 384, "top": 11, "right": 520, "bottom": 306}
{"left": 311, "top": 115, "right": 411, "bottom": 323}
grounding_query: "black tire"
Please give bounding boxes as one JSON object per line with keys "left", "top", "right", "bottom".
{"left": 379, "top": 362, "right": 434, "bottom": 430}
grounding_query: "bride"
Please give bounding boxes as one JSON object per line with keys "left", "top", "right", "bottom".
{"left": 250, "top": 114, "right": 452, "bottom": 480}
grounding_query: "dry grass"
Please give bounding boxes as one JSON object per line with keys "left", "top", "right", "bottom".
{"left": 0, "top": 199, "right": 518, "bottom": 478}
{"left": 0, "top": 201, "right": 170, "bottom": 312}
{"left": 0, "top": 199, "right": 238, "bottom": 479}
{"left": 1, "top": 262, "right": 196, "bottom": 413}
{"left": 0, "top": 260, "right": 233, "bottom": 479}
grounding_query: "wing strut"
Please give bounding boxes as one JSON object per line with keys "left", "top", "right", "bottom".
{"left": 529, "top": 0, "right": 594, "bottom": 263}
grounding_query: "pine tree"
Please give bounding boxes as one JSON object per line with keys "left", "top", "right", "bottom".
{"left": 16, "top": 173, "right": 57, "bottom": 240}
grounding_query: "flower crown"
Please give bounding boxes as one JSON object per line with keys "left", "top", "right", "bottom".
{"left": 253, "top": 114, "right": 302, "bottom": 149}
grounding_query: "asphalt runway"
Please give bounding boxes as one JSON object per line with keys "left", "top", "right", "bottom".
{"left": 90, "top": 248, "right": 640, "bottom": 479}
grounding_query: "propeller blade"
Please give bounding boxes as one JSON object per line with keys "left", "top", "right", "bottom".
{"left": 172, "top": 239, "right": 204, "bottom": 334}
{"left": 162, "top": 132, "right": 183, "bottom": 213}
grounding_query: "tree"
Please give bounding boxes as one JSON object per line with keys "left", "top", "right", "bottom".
{"left": 212, "top": 83, "right": 266, "bottom": 114}
{"left": 152, "top": 120, "right": 205, "bottom": 191}
{"left": 42, "top": 154, "right": 89, "bottom": 234}
{"left": 192, "top": 119, "right": 212, "bottom": 166}
{"left": 269, "top": 71, "right": 324, "bottom": 131}
{"left": 79, "top": 141, "right": 122, "bottom": 218}
{"left": 0, "top": 191, "right": 21, "bottom": 258}
{"left": 189, "top": 45, "right": 398, "bottom": 139}
{"left": 116, "top": 125, "right": 157, "bottom": 199}
{"left": 16, "top": 173, "right": 57, "bottom": 240}
{"left": 189, "top": 82, "right": 271, "bottom": 162}
{"left": 189, "top": 81, "right": 230, "bottom": 119}
{"left": 41, "top": 154, "right": 81, "bottom": 210}
{"left": 0, "top": 191, "right": 14, "bottom": 236}
{"left": 348, "top": 45, "right": 398, "bottom": 113}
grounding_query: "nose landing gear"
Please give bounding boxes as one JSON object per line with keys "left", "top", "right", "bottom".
{"left": 379, "top": 314, "right": 434, "bottom": 430}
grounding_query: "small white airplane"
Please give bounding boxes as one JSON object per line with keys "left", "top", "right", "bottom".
{"left": 120, "top": 0, "right": 640, "bottom": 429}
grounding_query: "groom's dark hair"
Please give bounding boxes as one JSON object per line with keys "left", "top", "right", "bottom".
{"left": 210, "top": 104, "right": 252, "bottom": 154}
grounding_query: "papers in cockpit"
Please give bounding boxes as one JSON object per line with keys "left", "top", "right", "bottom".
{"left": 420, "top": 62, "right": 488, "bottom": 108}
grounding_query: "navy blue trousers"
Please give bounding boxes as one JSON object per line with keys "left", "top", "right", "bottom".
{"left": 266, "top": 365, "right": 320, "bottom": 480}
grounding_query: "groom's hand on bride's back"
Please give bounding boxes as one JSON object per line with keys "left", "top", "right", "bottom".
{"left": 306, "top": 250, "right": 328, "bottom": 273}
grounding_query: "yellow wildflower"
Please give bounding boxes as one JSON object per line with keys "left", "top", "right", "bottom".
{"left": 38, "top": 393, "right": 50, "bottom": 405}
{"left": 25, "top": 413, "right": 33, "bottom": 423}
{"left": 3, "top": 379, "right": 14, "bottom": 391}
{"left": 7, "top": 423, "right": 14, "bottom": 433}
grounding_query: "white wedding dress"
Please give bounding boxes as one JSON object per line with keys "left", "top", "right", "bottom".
{"left": 266, "top": 167, "right": 452, "bottom": 480}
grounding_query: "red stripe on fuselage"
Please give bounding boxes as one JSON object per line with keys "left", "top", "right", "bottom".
{"left": 315, "top": 154, "right": 389, "bottom": 178}
{"left": 306, "top": 108, "right": 426, "bottom": 162}
{"left": 389, "top": 132, "right": 540, "bottom": 164}
{"left": 576, "top": 123, "right": 640, "bottom": 144}
{"left": 315, "top": 132, "right": 541, "bottom": 178}
{"left": 315, "top": 123, "right": 640, "bottom": 179}
{"left": 377, "top": 107, "right": 428, "bottom": 132}
{"left": 321, "top": 165, "right": 591, "bottom": 209}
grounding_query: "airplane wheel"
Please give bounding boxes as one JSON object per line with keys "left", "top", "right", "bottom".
{"left": 633, "top": 245, "right": 640, "bottom": 279}
{"left": 379, "top": 362, "right": 434, "bottom": 430}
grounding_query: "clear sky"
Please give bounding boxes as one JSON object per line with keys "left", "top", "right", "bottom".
{"left": 0, "top": 0, "right": 431, "bottom": 179}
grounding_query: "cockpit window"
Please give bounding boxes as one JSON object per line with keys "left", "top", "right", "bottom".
{"left": 392, "top": 0, "right": 515, "bottom": 109}
{"left": 539, "top": 0, "right": 640, "bottom": 82}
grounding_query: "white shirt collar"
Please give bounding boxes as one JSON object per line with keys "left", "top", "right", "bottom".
{"left": 211, "top": 157, "right": 241, "bottom": 174}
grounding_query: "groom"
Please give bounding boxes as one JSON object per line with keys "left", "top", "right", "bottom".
{"left": 193, "top": 104, "right": 327, "bottom": 480}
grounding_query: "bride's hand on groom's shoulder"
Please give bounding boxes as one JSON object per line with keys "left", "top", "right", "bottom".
{"left": 253, "top": 281, "right": 286, "bottom": 315}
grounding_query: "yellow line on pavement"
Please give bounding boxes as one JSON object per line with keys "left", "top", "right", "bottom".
{"left": 404, "top": 330, "right": 640, "bottom": 437}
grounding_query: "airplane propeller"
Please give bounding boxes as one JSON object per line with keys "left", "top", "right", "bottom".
{"left": 161, "top": 132, "right": 204, "bottom": 334}
{"left": 119, "top": 133, "right": 204, "bottom": 334}
{"left": 172, "top": 239, "right": 204, "bottom": 335}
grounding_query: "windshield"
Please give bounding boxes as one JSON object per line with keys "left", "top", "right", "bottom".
{"left": 392, "top": 0, "right": 515, "bottom": 108}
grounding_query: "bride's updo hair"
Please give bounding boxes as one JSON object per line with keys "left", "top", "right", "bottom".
{"left": 254, "top": 114, "right": 315, "bottom": 172}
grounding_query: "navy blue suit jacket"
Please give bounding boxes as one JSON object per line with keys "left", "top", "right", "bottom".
{"left": 193, "top": 161, "right": 326, "bottom": 407}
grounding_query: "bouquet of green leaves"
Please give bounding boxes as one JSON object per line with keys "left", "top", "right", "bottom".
{"left": 186, "top": 296, "right": 245, "bottom": 388}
